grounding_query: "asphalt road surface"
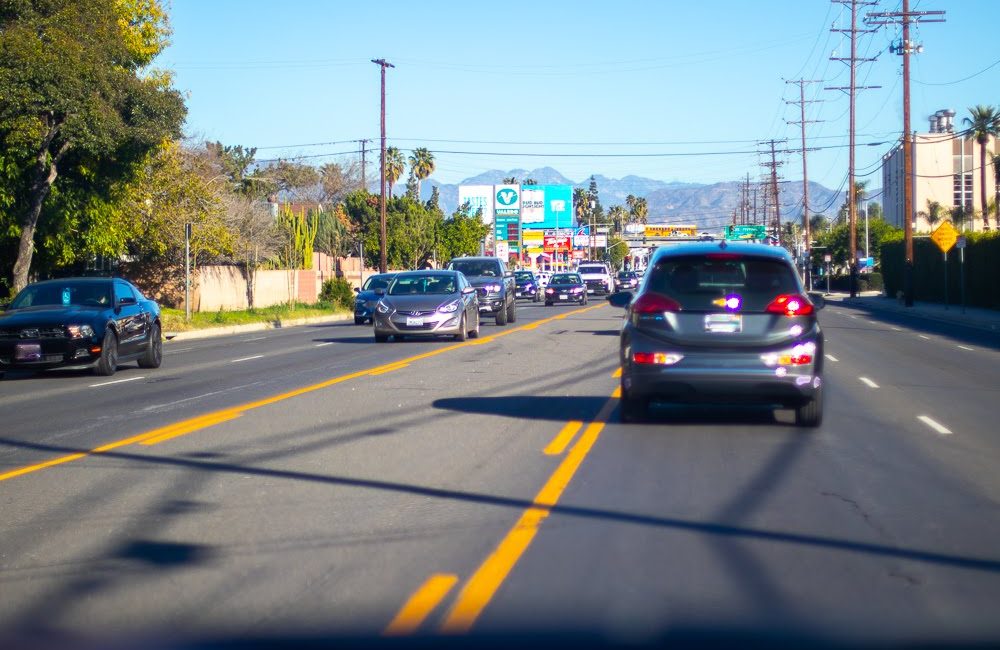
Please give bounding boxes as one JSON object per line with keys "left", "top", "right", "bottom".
{"left": 2, "top": 299, "right": 999, "bottom": 647}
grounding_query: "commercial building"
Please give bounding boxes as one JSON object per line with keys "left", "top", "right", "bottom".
{"left": 882, "top": 109, "right": 998, "bottom": 233}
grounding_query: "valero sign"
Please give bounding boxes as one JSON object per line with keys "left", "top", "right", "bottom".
{"left": 494, "top": 185, "right": 520, "bottom": 217}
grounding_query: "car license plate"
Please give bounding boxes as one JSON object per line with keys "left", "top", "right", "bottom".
{"left": 405, "top": 316, "right": 423, "bottom": 327}
{"left": 515, "top": 292, "right": 522, "bottom": 297}
{"left": 15, "top": 343, "right": 42, "bottom": 361}
{"left": 559, "top": 294, "right": 568, "bottom": 300}
{"left": 704, "top": 313, "right": 742, "bottom": 333}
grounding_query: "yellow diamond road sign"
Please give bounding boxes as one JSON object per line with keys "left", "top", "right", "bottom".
{"left": 931, "top": 220, "right": 959, "bottom": 253}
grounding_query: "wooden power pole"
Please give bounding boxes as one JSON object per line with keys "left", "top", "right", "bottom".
{"left": 371, "top": 59, "right": 394, "bottom": 273}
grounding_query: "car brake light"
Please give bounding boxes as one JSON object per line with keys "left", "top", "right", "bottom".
{"left": 765, "top": 294, "right": 814, "bottom": 316}
{"left": 631, "top": 293, "right": 681, "bottom": 314}
{"left": 761, "top": 342, "right": 816, "bottom": 367}
{"left": 632, "top": 351, "right": 683, "bottom": 365}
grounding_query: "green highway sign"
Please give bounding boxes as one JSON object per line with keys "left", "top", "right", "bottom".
{"left": 725, "top": 224, "right": 767, "bottom": 241}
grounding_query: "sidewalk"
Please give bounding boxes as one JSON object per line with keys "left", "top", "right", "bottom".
{"left": 823, "top": 291, "right": 1000, "bottom": 333}
{"left": 164, "top": 313, "right": 354, "bottom": 342}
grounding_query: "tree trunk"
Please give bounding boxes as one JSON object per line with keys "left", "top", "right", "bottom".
{"left": 12, "top": 158, "right": 59, "bottom": 293}
{"left": 980, "top": 140, "right": 990, "bottom": 231}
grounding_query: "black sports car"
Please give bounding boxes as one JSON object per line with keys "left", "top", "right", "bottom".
{"left": 544, "top": 273, "right": 588, "bottom": 306}
{"left": 0, "top": 277, "right": 162, "bottom": 377}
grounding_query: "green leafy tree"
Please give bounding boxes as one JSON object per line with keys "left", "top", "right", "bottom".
{"left": 0, "top": 0, "right": 186, "bottom": 292}
{"left": 408, "top": 147, "right": 435, "bottom": 198}
{"left": 633, "top": 197, "right": 649, "bottom": 225}
{"left": 206, "top": 141, "right": 258, "bottom": 196}
{"left": 318, "top": 161, "right": 362, "bottom": 206}
{"left": 963, "top": 105, "right": 1000, "bottom": 230}
{"left": 384, "top": 147, "right": 405, "bottom": 197}
{"left": 440, "top": 201, "right": 490, "bottom": 262}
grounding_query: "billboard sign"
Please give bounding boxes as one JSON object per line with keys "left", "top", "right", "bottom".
{"left": 521, "top": 185, "right": 573, "bottom": 230}
{"left": 458, "top": 185, "right": 494, "bottom": 225}
{"left": 494, "top": 184, "right": 520, "bottom": 217}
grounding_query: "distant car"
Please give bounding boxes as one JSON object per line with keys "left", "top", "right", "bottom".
{"left": 535, "top": 271, "right": 552, "bottom": 289}
{"left": 544, "top": 272, "right": 587, "bottom": 306}
{"left": 614, "top": 270, "right": 640, "bottom": 291}
{"left": 0, "top": 277, "right": 162, "bottom": 378}
{"left": 610, "top": 242, "right": 825, "bottom": 427}
{"left": 354, "top": 273, "right": 397, "bottom": 324}
{"left": 372, "top": 270, "right": 479, "bottom": 342}
{"left": 445, "top": 256, "right": 516, "bottom": 326}
{"left": 513, "top": 271, "right": 541, "bottom": 302}
{"left": 577, "top": 261, "right": 613, "bottom": 295}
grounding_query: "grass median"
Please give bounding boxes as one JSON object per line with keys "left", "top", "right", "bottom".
{"left": 161, "top": 302, "right": 350, "bottom": 332}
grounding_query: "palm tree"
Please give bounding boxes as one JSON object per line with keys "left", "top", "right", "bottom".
{"left": 502, "top": 176, "right": 518, "bottom": 185}
{"left": 992, "top": 153, "right": 1000, "bottom": 230}
{"left": 625, "top": 194, "right": 637, "bottom": 225}
{"left": 384, "top": 146, "right": 405, "bottom": 197}
{"left": 607, "top": 205, "right": 628, "bottom": 235}
{"left": 407, "top": 147, "right": 435, "bottom": 198}
{"left": 962, "top": 105, "right": 1000, "bottom": 230}
{"left": 924, "top": 199, "right": 944, "bottom": 228}
{"left": 854, "top": 180, "right": 869, "bottom": 219}
{"left": 523, "top": 177, "right": 538, "bottom": 186}
{"left": 633, "top": 197, "right": 649, "bottom": 225}
{"left": 573, "top": 187, "right": 589, "bottom": 226}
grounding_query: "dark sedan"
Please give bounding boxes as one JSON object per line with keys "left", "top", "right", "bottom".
{"left": 610, "top": 242, "right": 825, "bottom": 426}
{"left": 372, "top": 270, "right": 479, "bottom": 342}
{"left": 614, "top": 270, "right": 639, "bottom": 291}
{"left": 513, "top": 271, "right": 541, "bottom": 302}
{"left": 0, "top": 277, "right": 162, "bottom": 378}
{"left": 353, "top": 273, "right": 397, "bottom": 324}
{"left": 543, "top": 273, "right": 588, "bottom": 306}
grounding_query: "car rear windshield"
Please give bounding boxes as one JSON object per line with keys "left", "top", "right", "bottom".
{"left": 550, "top": 274, "right": 581, "bottom": 284}
{"left": 388, "top": 274, "right": 457, "bottom": 296}
{"left": 448, "top": 259, "right": 501, "bottom": 277}
{"left": 11, "top": 282, "right": 112, "bottom": 309}
{"left": 644, "top": 255, "right": 800, "bottom": 311}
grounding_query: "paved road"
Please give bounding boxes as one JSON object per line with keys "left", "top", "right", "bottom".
{"left": 1, "top": 299, "right": 999, "bottom": 647}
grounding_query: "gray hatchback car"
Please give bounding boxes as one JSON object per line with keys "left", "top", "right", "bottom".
{"left": 610, "top": 242, "right": 825, "bottom": 427}
{"left": 372, "top": 270, "right": 480, "bottom": 342}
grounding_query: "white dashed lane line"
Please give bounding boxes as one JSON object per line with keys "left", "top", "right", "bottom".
{"left": 957, "top": 345, "right": 974, "bottom": 351}
{"left": 231, "top": 355, "right": 265, "bottom": 363}
{"left": 859, "top": 377, "right": 880, "bottom": 389}
{"left": 90, "top": 376, "right": 145, "bottom": 388}
{"left": 918, "top": 415, "right": 953, "bottom": 435}
{"left": 243, "top": 336, "right": 267, "bottom": 342}
{"left": 918, "top": 334, "right": 930, "bottom": 340}
{"left": 314, "top": 342, "right": 333, "bottom": 347}
{"left": 825, "top": 354, "right": 839, "bottom": 362}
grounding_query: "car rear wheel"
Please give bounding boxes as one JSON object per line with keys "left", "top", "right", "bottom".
{"left": 545, "top": 301, "right": 552, "bottom": 307}
{"left": 137, "top": 322, "right": 162, "bottom": 369}
{"left": 620, "top": 386, "right": 648, "bottom": 423}
{"left": 795, "top": 388, "right": 823, "bottom": 428}
{"left": 374, "top": 332, "right": 389, "bottom": 343}
{"left": 94, "top": 330, "right": 118, "bottom": 376}
{"left": 354, "top": 317, "right": 364, "bottom": 325}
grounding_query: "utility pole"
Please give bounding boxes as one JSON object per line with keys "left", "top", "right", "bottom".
{"left": 371, "top": 58, "right": 394, "bottom": 273}
{"left": 867, "top": 1, "right": 944, "bottom": 307}
{"left": 786, "top": 79, "right": 825, "bottom": 290}
{"left": 760, "top": 140, "right": 786, "bottom": 245}
{"left": 827, "top": 0, "right": 879, "bottom": 297}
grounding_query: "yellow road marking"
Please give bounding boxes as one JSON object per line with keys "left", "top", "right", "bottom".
{"left": 612, "top": 367, "right": 622, "bottom": 378}
{"left": 383, "top": 573, "right": 459, "bottom": 636}
{"left": 611, "top": 386, "right": 622, "bottom": 398}
{"left": 440, "top": 393, "right": 617, "bottom": 634}
{"left": 543, "top": 420, "right": 583, "bottom": 456}
{"left": 369, "top": 363, "right": 410, "bottom": 376}
{"left": 0, "top": 303, "right": 605, "bottom": 484}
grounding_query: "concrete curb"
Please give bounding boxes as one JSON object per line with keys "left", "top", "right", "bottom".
{"left": 165, "top": 313, "right": 354, "bottom": 342}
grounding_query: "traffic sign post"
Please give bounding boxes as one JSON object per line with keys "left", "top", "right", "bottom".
{"left": 931, "top": 221, "right": 959, "bottom": 310}
{"left": 956, "top": 236, "right": 967, "bottom": 313}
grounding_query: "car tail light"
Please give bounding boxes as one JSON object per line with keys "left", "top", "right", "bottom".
{"left": 761, "top": 342, "right": 816, "bottom": 367}
{"left": 631, "top": 293, "right": 681, "bottom": 314}
{"left": 765, "top": 294, "right": 814, "bottom": 316}
{"left": 632, "top": 351, "right": 683, "bottom": 365}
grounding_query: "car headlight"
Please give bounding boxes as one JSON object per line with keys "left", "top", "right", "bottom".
{"left": 438, "top": 300, "right": 460, "bottom": 313}
{"left": 485, "top": 283, "right": 502, "bottom": 292}
{"left": 570, "top": 287, "right": 583, "bottom": 294}
{"left": 376, "top": 300, "right": 391, "bottom": 314}
{"left": 67, "top": 324, "right": 95, "bottom": 339}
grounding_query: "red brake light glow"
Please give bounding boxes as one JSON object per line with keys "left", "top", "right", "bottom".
{"left": 631, "top": 293, "right": 681, "bottom": 314}
{"left": 632, "top": 351, "right": 684, "bottom": 365}
{"left": 766, "top": 294, "right": 814, "bottom": 316}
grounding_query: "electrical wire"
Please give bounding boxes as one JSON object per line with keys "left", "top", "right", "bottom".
{"left": 914, "top": 56, "right": 1000, "bottom": 86}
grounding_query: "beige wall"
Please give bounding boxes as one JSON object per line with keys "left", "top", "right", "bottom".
{"left": 882, "top": 132, "right": 997, "bottom": 233}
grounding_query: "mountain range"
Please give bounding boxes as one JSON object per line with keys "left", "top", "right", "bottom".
{"left": 417, "top": 167, "right": 849, "bottom": 231}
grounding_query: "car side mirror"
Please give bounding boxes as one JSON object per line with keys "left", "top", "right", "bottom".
{"left": 807, "top": 291, "right": 825, "bottom": 310}
{"left": 118, "top": 296, "right": 137, "bottom": 307}
{"left": 0, "top": 300, "right": 9, "bottom": 311}
{"left": 374, "top": 288, "right": 386, "bottom": 296}
{"left": 607, "top": 291, "right": 633, "bottom": 308}
{"left": 353, "top": 287, "right": 360, "bottom": 293}
{"left": 462, "top": 286, "right": 476, "bottom": 295}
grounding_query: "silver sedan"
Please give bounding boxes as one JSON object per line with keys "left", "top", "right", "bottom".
{"left": 372, "top": 270, "right": 480, "bottom": 342}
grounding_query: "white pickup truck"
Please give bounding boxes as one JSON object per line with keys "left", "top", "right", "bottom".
{"left": 576, "top": 262, "right": 613, "bottom": 295}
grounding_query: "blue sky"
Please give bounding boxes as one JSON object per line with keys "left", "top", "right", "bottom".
{"left": 162, "top": 0, "right": 998, "bottom": 203}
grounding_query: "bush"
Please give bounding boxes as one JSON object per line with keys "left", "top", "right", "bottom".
{"left": 320, "top": 277, "right": 355, "bottom": 310}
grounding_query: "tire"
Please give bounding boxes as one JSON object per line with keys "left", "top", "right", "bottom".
{"left": 137, "top": 322, "right": 162, "bottom": 369}
{"left": 374, "top": 332, "right": 389, "bottom": 343}
{"left": 495, "top": 303, "right": 508, "bottom": 326}
{"left": 94, "top": 329, "right": 118, "bottom": 376}
{"left": 354, "top": 317, "right": 364, "bottom": 325}
{"left": 795, "top": 388, "right": 823, "bottom": 428}
{"left": 545, "top": 301, "right": 552, "bottom": 307}
{"left": 469, "top": 312, "right": 480, "bottom": 339}
{"left": 454, "top": 314, "right": 468, "bottom": 342}
{"left": 533, "top": 292, "right": 540, "bottom": 303}
{"left": 507, "top": 299, "right": 517, "bottom": 323}
{"left": 620, "top": 385, "right": 647, "bottom": 423}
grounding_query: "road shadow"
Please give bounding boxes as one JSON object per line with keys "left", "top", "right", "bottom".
{"left": 433, "top": 396, "right": 608, "bottom": 423}
{"left": 826, "top": 302, "right": 1000, "bottom": 351}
